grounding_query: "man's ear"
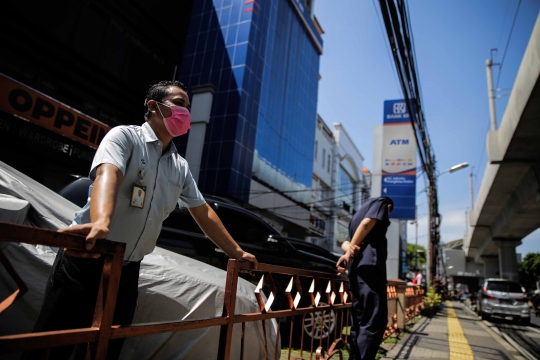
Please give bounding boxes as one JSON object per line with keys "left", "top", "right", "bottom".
{"left": 147, "top": 99, "right": 158, "bottom": 115}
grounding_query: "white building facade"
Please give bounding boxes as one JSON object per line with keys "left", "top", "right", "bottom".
{"left": 312, "top": 115, "right": 368, "bottom": 253}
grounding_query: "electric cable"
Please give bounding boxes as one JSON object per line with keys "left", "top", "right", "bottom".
{"left": 496, "top": 0, "right": 522, "bottom": 87}
{"left": 371, "top": 0, "right": 402, "bottom": 94}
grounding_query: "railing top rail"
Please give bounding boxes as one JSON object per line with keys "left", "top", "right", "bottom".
{"left": 236, "top": 260, "right": 348, "bottom": 280}
{"left": 0, "top": 222, "right": 125, "bottom": 255}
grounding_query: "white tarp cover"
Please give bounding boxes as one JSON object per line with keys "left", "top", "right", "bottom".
{"left": 0, "top": 161, "right": 278, "bottom": 359}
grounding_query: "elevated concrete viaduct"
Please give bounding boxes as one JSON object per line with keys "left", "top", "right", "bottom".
{"left": 464, "top": 14, "right": 540, "bottom": 281}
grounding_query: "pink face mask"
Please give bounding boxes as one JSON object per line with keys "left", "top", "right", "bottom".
{"left": 156, "top": 101, "right": 191, "bottom": 137}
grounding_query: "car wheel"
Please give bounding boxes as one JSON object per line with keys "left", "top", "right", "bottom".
{"left": 521, "top": 317, "right": 530, "bottom": 326}
{"left": 480, "top": 312, "right": 490, "bottom": 321}
{"left": 299, "top": 302, "right": 341, "bottom": 349}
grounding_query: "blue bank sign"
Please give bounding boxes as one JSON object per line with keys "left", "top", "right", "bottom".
{"left": 382, "top": 100, "right": 416, "bottom": 219}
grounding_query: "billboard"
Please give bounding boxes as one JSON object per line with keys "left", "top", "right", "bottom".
{"left": 382, "top": 100, "right": 416, "bottom": 219}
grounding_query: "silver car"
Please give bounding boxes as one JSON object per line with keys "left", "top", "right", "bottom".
{"left": 477, "top": 278, "right": 530, "bottom": 325}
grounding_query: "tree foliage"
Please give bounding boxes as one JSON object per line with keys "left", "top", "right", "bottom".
{"left": 519, "top": 252, "right": 540, "bottom": 290}
{"left": 407, "top": 243, "right": 427, "bottom": 269}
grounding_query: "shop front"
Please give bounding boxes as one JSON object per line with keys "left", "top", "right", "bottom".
{"left": 0, "top": 73, "right": 110, "bottom": 191}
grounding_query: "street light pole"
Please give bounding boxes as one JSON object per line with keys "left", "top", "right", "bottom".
{"left": 426, "top": 162, "right": 469, "bottom": 286}
{"left": 469, "top": 170, "right": 474, "bottom": 210}
{"left": 410, "top": 205, "right": 418, "bottom": 270}
{"left": 415, "top": 219, "right": 418, "bottom": 269}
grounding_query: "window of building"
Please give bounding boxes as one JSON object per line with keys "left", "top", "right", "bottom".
{"left": 314, "top": 140, "right": 318, "bottom": 160}
{"left": 320, "top": 182, "right": 331, "bottom": 206}
{"left": 327, "top": 154, "right": 331, "bottom": 172}
{"left": 322, "top": 148, "right": 325, "bottom": 167}
{"left": 336, "top": 222, "right": 349, "bottom": 247}
{"left": 338, "top": 166, "right": 356, "bottom": 213}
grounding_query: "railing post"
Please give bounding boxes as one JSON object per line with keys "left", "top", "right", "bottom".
{"left": 87, "top": 243, "right": 125, "bottom": 359}
{"left": 395, "top": 281, "right": 406, "bottom": 331}
{"left": 217, "top": 259, "right": 241, "bottom": 360}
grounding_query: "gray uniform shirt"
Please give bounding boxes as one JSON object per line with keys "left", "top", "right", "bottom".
{"left": 74, "top": 122, "right": 206, "bottom": 261}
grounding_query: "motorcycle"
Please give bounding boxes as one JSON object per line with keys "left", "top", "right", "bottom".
{"left": 469, "top": 292, "right": 477, "bottom": 312}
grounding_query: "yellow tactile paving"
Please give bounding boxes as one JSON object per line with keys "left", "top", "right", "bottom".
{"left": 446, "top": 301, "right": 474, "bottom": 359}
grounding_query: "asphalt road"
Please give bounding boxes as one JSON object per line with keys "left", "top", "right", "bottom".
{"left": 485, "top": 317, "right": 540, "bottom": 360}
{"left": 463, "top": 300, "right": 540, "bottom": 360}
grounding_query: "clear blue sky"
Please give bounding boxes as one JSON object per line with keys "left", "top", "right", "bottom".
{"left": 314, "top": 0, "right": 540, "bottom": 256}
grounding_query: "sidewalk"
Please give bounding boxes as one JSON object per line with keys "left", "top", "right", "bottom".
{"left": 380, "top": 301, "right": 524, "bottom": 360}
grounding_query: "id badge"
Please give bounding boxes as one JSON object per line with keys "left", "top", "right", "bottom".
{"left": 130, "top": 184, "right": 146, "bottom": 209}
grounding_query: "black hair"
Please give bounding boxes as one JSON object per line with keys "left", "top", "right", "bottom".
{"left": 143, "top": 80, "right": 187, "bottom": 120}
{"left": 381, "top": 196, "right": 394, "bottom": 208}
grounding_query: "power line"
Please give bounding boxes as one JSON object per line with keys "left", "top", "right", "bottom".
{"left": 496, "top": 0, "right": 522, "bottom": 87}
{"left": 496, "top": 0, "right": 513, "bottom": 51}
{"left": 371, "top": 0, "right": 402, "bottom": 94}
{"left": 378, "top": 0, "right": 440, "bottom": 282}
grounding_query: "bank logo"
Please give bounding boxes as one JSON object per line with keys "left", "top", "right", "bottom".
{"left": 393, "top": 102, "right": 406, "bottom": 114}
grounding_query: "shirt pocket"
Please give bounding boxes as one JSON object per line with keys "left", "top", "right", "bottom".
{"left": 164, "top": 181, "right": 182, "bottom": 218}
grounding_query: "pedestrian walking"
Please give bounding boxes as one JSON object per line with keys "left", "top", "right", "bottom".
{"left": 413, "top": 270, "right": 423, "bottom": 286}
{"left": 337, "top": 196, "right": 393, "bottom": 360}
{"left": 25, "top": 80, "right": 258, "bottom": 360}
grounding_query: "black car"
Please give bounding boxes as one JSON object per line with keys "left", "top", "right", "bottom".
{"left": 59, "top": 177, "right": 338, "bottom": 274}
{"left": 59, "top": 177, "right": 342, "bottom": 346}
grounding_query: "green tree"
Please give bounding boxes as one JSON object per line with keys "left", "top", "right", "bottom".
{"left": 519, "top": 252, "right": 540, "bottom": 290}
{"left": 407, "top": 243, "right": 427, "bottom": 269}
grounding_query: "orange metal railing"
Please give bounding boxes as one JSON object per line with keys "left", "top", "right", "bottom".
{"left": 0, "top": 222, "right": 423, "bottom": 359}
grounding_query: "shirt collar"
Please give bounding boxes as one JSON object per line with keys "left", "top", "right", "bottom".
{"left": 142, "top": 122, "right": 159, "bottom": 143}
{"left": 141, "top": 122, "right": 178, "bottom": 156}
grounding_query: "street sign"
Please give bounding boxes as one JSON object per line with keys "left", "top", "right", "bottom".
{"left": 382, "top": 99, "right": 416, "bottom": 219}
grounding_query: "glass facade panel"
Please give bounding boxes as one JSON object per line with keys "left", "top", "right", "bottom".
{"left": 178, "top": 0, "right": 321, "bottom": 201}
{"left": 253, "top": 0, "right": 320, "bottom": 188}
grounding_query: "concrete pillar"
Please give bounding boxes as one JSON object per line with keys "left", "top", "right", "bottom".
{"left": 395, "top": 280, "right": 406, "bottom": 331}
{"left": 185, "top": 84, "right": 216, "bottom": 182}
{"left": 494, "top": 240, "right": 522, "bottom": 281}
{"left": 481, "top": 256, "right": 499, "bottom": 279}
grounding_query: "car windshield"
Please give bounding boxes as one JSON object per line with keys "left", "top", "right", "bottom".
{"left": 487, "top": 281, "right": 523, "bottom": 293}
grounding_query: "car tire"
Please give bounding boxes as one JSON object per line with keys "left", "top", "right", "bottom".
{"left": 521, "top": 317, "right": 530, "bottom": 326}
{"left": 480, "top": 312, "right": 490, "bottom": 321}
{"left": 290, "top": 303, "right": 344, "bottom": 350}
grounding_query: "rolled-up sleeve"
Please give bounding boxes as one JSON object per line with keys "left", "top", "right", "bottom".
{"left": 89, "top": 127, "right": 133, "bottom": 179}
{"left": 178, "top": 167, "right": 206, "bottom": 208}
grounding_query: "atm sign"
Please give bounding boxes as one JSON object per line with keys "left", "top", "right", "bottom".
{"left": 0, "top": 74, "right": 110, "bottom": 149}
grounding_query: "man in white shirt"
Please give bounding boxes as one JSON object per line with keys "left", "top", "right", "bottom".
{"left": 27, "top": 81, "right": 257, "bottom": 360}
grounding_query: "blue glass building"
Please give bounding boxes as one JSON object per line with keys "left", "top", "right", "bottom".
{"left": 178, "top": 0, "right": 322, "bottom": 203}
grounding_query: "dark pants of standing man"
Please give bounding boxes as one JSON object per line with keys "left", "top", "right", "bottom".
{"left": 348, "top": 267, "right": 388, "bottom": 360}
{"left": 24, "top": 250, "right": 140, "bottom": 360}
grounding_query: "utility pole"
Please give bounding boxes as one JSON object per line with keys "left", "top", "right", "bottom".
{"left": 464, "top": 208, "right": 469, "bottom": 237}
{"left": 414, "top": 206, "right": 418, "bottom": 269}
{"left": 426, "top": 179, "right": 433, "bottom": 286}
{"left": 486, "top": 50, "right": 499, "bottom": 130}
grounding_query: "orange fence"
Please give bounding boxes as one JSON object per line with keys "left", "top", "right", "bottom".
{"left": 0, "top": 222, "right": 423, "bottom": 359}
{"left": 385, "top": 280, "right": 424, "bottom": 341}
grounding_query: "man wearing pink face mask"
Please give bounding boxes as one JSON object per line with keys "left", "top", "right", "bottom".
{"left": 26, "top": 81, "right": 258, "bottom": 360}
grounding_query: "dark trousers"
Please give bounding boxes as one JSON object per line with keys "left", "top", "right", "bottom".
{"left": 24, "top": 250, "right": 140, "bottom": 360}
{"left": 348, "top": 267, "right": 387, "bottom": 360}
